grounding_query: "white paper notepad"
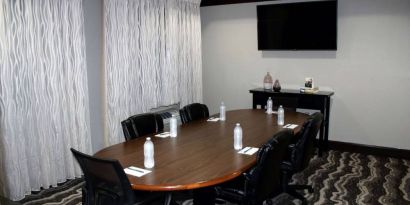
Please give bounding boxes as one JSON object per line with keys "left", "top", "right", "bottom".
{"left": 283, "top": 124, "right": 298, "bottom": 129}
{"left": 238, "top": 147, "right": 259, "bottom": 155}
{"left": 124, "top": 166, "right": 152, "bottom": 177}
{"left": 207, "top": 117, "right": 220, "bottom": 122}
{"left": 155, "top": 132, "right": 171, "bottom": 138}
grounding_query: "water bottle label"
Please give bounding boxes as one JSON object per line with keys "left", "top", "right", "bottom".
{"left": 220, "top": 110, "right": 226, "bottom": 121}
{"left": 277, "top": 109, "right": 285, "bottom": 125}
{"left": 144, "top": 157, "right": 155, "bottom": 169}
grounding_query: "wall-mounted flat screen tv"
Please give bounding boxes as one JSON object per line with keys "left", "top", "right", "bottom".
{"left": 257, "top": 0, "right": 337, "bottom": 50}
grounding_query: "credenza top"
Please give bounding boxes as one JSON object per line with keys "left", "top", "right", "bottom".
{"left": 249, "top": 88, "right": 334, "bottom": 97}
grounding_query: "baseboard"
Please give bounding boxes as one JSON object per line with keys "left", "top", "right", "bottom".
{"left": 201, "top": 0, "right": 273, "bottom": 7}
{"left": 0, "top": 195, "right": 20, "bottom": 205}
{"left": 328, "top": 140, "right": 410, "bottom": 160}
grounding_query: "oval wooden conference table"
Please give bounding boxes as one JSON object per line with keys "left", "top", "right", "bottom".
{"left": 95, "top": 109, "right": 309, "bottom": 203}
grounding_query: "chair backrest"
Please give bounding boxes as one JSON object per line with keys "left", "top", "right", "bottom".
{"left": 244, "top": 129, "right": 293, "bottom": 204}
{"left": 179, "top": 103, "right": 209, "bottom": 124}
{"left": 121, "top": 113, "right": 164, "bottom": 141}
{"left": 291, "top": 112, "right": 323, "bottom": 172}
{"left": 70, "top": 148, "right": 136, "bottom": 205}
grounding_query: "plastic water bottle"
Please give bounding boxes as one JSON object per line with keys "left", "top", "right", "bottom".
{"left": 267, "top": 97, "right": 273, "bottom": 114}
{"left": 220, "top": 102, "right": 226, "bottom": 121}
{"left": 170, "top": 114, "right": 177, "bottom": 137}
{"left": 233, "top": 123, "right": 243, "bottom": 150}
{"left": 144, "top": 137, "right": 155, "bottom": 168}
{"left": 277, "top": 105, "right": 284, "bottom": 126}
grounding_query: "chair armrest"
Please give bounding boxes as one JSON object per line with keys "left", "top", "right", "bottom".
{"left": 288, "top": 143, "right": 298, "bottom": 162}
{"left": 215, "top": 186, "right": 245, "bottom": 203}
{"left": 288, "top": 144, "right": 296, "bottom": 153}
{"left": 243, "top": 167, "right": 258, "bottom": 186}
{"left": 280, "top": 161, "right": 293, "bottom": 172}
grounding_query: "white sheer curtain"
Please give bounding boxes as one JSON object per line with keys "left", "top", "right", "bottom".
{"left": 0, "top": 0, "right": 91, "bottom": 201}
{"left": 104, "top": 0, "right": 202, "bottom": 145}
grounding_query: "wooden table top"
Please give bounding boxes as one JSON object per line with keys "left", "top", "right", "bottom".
{"left": 94, "top": 109, "right": 309, "bottom": 191}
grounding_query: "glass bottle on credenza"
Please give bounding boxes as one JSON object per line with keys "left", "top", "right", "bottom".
{"left": 263, "top": 72, "right": 273, "bottom": 90}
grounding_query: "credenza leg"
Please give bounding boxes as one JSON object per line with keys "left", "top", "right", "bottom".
{"left": 324, "top": 96, "right": 331, "bottom": 152}
{"left": 318, "top": 108, "right": 325, "bottom": 157}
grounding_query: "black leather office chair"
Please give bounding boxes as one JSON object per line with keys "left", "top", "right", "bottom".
{"left": 121, "top": 113, "right": 164, "bottom": 141}
{"left": 179, "top": 103, "right": 209, "bottom": 124}
{"left": 215, "top": 129, "right": 293, "bottom": 205}
{"left": 70, "top": 148, "right": 160, "bottom": 205}
{"left": 281, "top": 112, "right": 323, "bottom": 205}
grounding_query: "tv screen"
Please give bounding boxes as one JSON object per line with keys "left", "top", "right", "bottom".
{"left": 257, "top": 0, "right": 337, "bottom": 50}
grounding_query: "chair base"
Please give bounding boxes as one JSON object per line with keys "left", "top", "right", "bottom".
{"left": 193, "top": 187, "right": 216, "bottom": 205}
{"left": 164, "top": 193, "right": 172, "bottom": 205}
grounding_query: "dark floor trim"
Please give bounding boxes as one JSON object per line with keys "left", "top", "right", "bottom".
{"left": 0, "top": 196, "right": 21, "bottom": 205}
{"left": 201, "top": 0, "right": 276, "bottom": 7}
{"left": 328, "top": 140, "right": 410, "bottom": 160}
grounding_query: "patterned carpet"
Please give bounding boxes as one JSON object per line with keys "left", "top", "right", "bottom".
{"left": 16, "top": 150, "right": 410, "bottom": 205}
{"left": 18, "top": 179, "right": 83, "bottom": 205}
{"left": 293, "top": 150, "right": 410, "bottom": 205}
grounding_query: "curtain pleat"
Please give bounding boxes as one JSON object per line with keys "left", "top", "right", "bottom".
{"left": 104, "top": 0, "right": 202, "bottom": 145}
{"left": 0, "top": 0, "right": 91, "bottom": 201}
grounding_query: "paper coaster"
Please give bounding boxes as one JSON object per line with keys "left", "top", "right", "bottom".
{"left": 124, "top": 166, "right": 152, "bottom": 177}
{"left": 207, "top": 117, "right": 220, "bottom": 122}
{"left": 155, "top": 132, "right": 171, "bottom": 138}
{"left": 238, "top": 147, "right": 259, "bottom": 155}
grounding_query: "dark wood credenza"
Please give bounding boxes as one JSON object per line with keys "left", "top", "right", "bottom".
{"left": 249, "top": 88, "right": 334, "bottom": 156}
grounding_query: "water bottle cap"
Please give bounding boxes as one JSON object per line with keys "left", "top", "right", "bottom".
{"left": 221, "top": 102, "right": 224, "bottom": 105}
{"left": 172, "top": 114, "right": 175, "bottom": 117}
{"left": 279, "top": 105, "right": 283, "bottom": 108}
{"left": 146, "top": 137, "right": 151, "bottom": 140}
{"left": 268, "top": 97, "right": 271, "bottom": 99}
{"left": 236, "top": 123, "right": 240, "bottom": 126}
